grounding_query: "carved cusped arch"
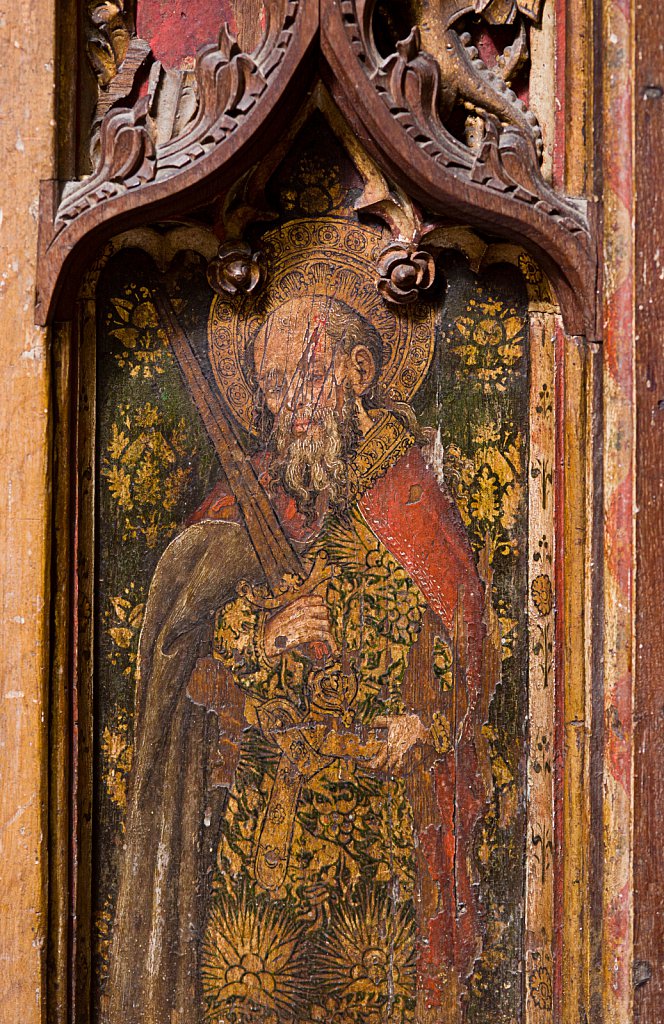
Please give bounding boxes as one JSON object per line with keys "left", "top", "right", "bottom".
{"left": 37, "top": 0, "right": 597, "bottom": 336}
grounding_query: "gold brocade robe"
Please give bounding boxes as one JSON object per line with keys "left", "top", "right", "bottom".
{"left": 104, "top": 414, "right": 491, "bottom": 1024}
{"left": 202, "top": 507, "right": 456, "bottom": 1024}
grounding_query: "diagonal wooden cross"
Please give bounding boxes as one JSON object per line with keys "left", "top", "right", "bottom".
{"left": 152, "top": 289, "right": 303, "bottom": 594}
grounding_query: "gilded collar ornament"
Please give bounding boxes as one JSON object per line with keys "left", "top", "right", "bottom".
{"left": 207, "top": 217, "right": 436, "bottom": 435}
{"left": 348, "top": 410, "right": 416, "bottom": 499}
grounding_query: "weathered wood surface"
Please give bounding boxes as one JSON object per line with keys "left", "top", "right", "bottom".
{"left": 551, "top": 7, "right": 602, "bottom": 1019}
{"left": 598, "top": 0, "right": 635, "bottom": 1019}
{"left": 634, "top": 2, "right": 664, "bottom": 1018}
{"left": 0, "top": 0, "right": 659, "bottom": 1021}
{"left": 0, "top": 1, "right": 55, "bottom": 1021}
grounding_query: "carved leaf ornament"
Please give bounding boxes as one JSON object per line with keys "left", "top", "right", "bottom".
{"left": 37, "top": 0, "right": 596, "bottom": 338}
{"left": 476, "top": 0, "right": 544, "bottom": 23}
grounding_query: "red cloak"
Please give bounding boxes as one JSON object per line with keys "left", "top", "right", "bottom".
{"left": 190, "top": 442, "right": 492, "bottom": 1006}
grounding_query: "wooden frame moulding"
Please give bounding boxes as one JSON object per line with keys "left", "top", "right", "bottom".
{"left": 634, "top": 1, "right": 664, "bottom": 1020}
{"left": 551, "top": 1, "right": 606, "bottom": 1022}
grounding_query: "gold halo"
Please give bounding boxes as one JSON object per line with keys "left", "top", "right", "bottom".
{"left": 208, "top": 217, "right": 436, "bottom": 435}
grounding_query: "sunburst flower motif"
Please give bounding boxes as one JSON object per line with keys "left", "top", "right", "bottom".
{"left": 529, "top": 964, "right": 553, "bottom": 1011}
{"left": 531, "top": 573, "right": 553, "bottom": 616}
{"left": 451, "top": 298, "right": 525, "bottom": 393}
{"left": 201, "top": 881, "right": 311, "bottom": 1024}
{"left": 313, "top": 887, "right": 416, "bottom": 1022}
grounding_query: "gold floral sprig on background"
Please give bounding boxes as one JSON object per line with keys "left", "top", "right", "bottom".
{"left": 100, "top": 708, "right": 133, "bottom": 814}
{"left": 518, "top": 251, "right": 554, "bottom": 305}
{"left": 101, "top": 402, "right": 192, "bottom": 548}
{"left": 445, "top": 422, "right": 524, "bottom": 564}
{"left": 105, "top": 283, "right": 174, "bottom": 378}
{"left": 449, "top": 297, "right": 525, "bottom": 394}
{"left": 494, "top": 595, "right": 518, "bottom": 662}
{"left": 94, "top": 894, "right": 115, "bottom": 990}
{"left": 104, "top": 581, "right": 145, "bottom": 677}
{"left": 439, "top": 280, "right": 529, "bottom": 1023}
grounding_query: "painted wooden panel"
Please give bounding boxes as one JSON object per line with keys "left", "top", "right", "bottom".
{"left": 81, "top": 121, "right": 555, "bottom": 1024}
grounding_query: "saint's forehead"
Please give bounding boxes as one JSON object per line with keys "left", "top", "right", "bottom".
{"left": 268, "top": 295, "right": 337, "bottom": 326}
{"left": 256, "top": 298, "right": 337, "bottom": 371}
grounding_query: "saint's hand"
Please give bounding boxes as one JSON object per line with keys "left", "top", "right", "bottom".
{"left": 263, "top": 594, "right": 336, "bottom": 660}
{"left": 368, "top": 713, "right": 428, "bottom": 771}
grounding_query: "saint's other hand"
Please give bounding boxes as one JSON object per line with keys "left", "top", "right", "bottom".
{"left": 263, "top": 594, "right": 336, "bottom": 659}
{"left": 369, "top": 713, "right": 428, "bottom": 771}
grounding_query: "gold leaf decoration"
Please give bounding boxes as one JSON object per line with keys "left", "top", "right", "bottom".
{"left": 444, "top": 423, "right": 524, "bottom": 563}
{"left": 202, "top": 879, "right": 311, "bottom": 1022}
{"left": 108, "top": 626, "right": 134, "bottom": 649}
{"left": 450, "top": 298, "right": 525, "bottom": 394}
{"left": 432, "top": 636, "right": 454, "bottom": 690}
{"left": 105, "top": 284, "right": 173, "bottom": 378}
{"left": 93, "top": 894, "right": 115, "bottom": 990}
{"left": 279, "top": 152, "right": 345, "bottom": 217}
{"left": 101, "top": 402, "right": 192, "bottom": 548}
{"left": 104, "top": 582, "right": 144, "bottom": 676}
{"left": 100, "top": 709, "right": 133, "bottom": 813}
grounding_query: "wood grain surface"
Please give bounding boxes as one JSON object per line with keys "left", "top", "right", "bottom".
{"left": 1, "top": 1, "right": 659, "bottom": 1021}
{"left": 597, "top": 0, "right": 635, "bottom": 1014}
{"left": 0, "top": 1, "right": 55, "bottom": 1021}
{"left": 634, "top": 4, "right": 664, "bottom": 1019}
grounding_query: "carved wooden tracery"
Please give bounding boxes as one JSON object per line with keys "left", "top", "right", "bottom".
{"left": 38, "top": 0, "right": 596, "bottom": 335}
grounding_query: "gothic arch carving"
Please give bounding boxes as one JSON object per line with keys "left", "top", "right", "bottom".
{"left": 37, "top": 0, "right": 597, "bottom": 336}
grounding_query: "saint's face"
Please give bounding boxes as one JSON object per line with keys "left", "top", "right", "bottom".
{"left": 253, "top": 297, "right": 344, "bottom": 438}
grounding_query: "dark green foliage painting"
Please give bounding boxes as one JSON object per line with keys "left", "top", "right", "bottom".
{"left": 91, "top": 122, "right": 531, "bottom": 1024}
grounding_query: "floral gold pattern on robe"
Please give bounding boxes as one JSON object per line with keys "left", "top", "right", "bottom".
{"left": 202, "top": 420, "right": 460, "bottom": 1024}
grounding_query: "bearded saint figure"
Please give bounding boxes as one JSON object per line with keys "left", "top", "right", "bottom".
{"left": 105, "top": 294, "right": 494, "bottom": 1024}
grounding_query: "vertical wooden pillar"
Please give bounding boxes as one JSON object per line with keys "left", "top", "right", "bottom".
{"left": 634, "top": 5, "right": 664, "bottom": 1020}
{"left": 553, "top": 3, "right": 600, "bottom": 1020}
{"left": 598, "top": 0, "right": 634, "bottom": 1021}
{"left": 0, "top": 1, "right": 55, "bottom": 1020}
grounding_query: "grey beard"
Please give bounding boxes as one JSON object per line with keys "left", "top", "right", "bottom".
{"left": 273, "top": 408, "right": 347, "bottom": 512}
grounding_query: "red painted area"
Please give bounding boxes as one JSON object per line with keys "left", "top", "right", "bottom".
{"left": 607, "top": 90, "right": 634, "bottom": 209}
{"left": 607, "top": 669, "right": 633, "bottom": 794}
{"left": 137, "top": 0, "right": 236, "bottom": 67}
{"left": 605, "top": 277, "right": 634, "bottom": 381}
{"left": 605, "top": 474, "right": 633, "bottom": 592}
{"left": 475, "top": 27, "right": 529, "bottom": 102}
{"left": 607, "top": 879, "right": 632, "bottom": 1001}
